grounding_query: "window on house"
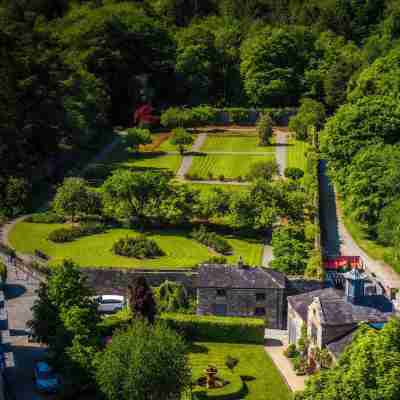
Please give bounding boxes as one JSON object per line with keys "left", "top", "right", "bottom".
{"left": 216, "top": 289, "right": 226, "bottom": 297}
{"left": 214, "top": 304, "right": 227, "bottom": 316}
{"left": 254, "top": 307, "right": 266, "bottom": 316}
{"left": 256, "top": 293, "right": 266, "bottom": 301}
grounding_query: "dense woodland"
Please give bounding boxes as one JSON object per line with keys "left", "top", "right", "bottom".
{"left": 1, "top": 0, "right": 400, "bottom": 263}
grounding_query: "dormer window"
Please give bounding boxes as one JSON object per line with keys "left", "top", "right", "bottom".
{"left": 216, "top": 289, "right": 226, "bottom": 297}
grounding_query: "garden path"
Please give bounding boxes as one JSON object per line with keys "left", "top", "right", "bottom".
{"left": 264, "top": 329, "right": 306, "bottom": 393}
{"left": 275, "top": 129, "right": 288, "bottom": 176}
{"left": 176, "top": 133, "right": 208, "bottom": 178}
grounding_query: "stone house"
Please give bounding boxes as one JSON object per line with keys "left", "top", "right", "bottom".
{"left": 287, "top": 269, "right": 394, "bottom": 361}
{"left": 196, "top": 264, "right": 288, "bottom": 329}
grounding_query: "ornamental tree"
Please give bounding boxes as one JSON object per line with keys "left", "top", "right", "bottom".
{"left": 169, "top": 128, "right": 194, "bottom": 154}
{"left": 95, "top": 321, "right": 191, "bottom": 400}
{"left": 124, "top": 128, "right": 152, "bottom": 152}
{"left": 127, "top": 276, "right": 156, "bottom": 324}
{"left": 257, "top": 113, "right": 273, "bottom": 146}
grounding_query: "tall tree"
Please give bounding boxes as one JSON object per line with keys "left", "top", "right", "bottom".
{"left": 127, "top": 277, "right": 156, "bottom": 324}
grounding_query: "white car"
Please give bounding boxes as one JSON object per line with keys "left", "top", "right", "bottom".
{"left": 95, "top": 295, "right": 125, "bottom": 314}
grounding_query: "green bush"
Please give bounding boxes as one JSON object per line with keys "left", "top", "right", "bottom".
{"left": 191, "top": 226, "right": 232, "bottom": 255}
{"left": 284, "top": 167, "right": 305, "bottom": 180}
{"left": 160, "top": 313, "right": 265, "bottom": 344}
{"left": 0, "top": 243, "right": 16, "bottom": 257}
{"left": 160, "top": 107, "right": 193, "bottom": 128}
{"left": 27, "top": 212, "right": 66, "bottom": 224}
{"left": 284, "top": 344, "right": 299, "bottom": 358}
{"left": 112, "top": 235, "right": 164, "bottom": 258}
{"left": 191, "top": 105, "right": 218, "bottom": 126}
{"left": 48, "top": 222, "right": 105, "bottom": 243}
{"left": 225, "top": 355, "right": 239, "bottom": 370}
{"left": 0, "top": 262, "right": 7, "bottom": 283}
{"left": 98, "top": 308, "right": 132, "bottom": 336}
{"left": 222, "top": 108, "right": 251, "bottom": 125}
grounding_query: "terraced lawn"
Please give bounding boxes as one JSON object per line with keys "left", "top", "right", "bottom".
{"left": 189, "top": 342, "right": 291, "bottom": 400}
{"left": 189, "top": 154, "right": 276, "bottom": 180}
{"left": 9, "top": 222, "right": 263, "bottom": 269}
{"left": 186, "top": 183, "right": 249, "bottom": 199}
{"left": 200, "top": 135, "right": 276, "bottom": 153}
{"left": 287, "top": 138, "right": 309, "bottom": 172}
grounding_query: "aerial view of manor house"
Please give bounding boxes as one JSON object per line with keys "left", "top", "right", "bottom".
{"left": 1, "top": 1, "right": 400, "bottom": 399}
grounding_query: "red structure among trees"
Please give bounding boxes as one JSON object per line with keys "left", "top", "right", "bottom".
{"left": 134, "top": 104, "right": 159, "bottom": 126}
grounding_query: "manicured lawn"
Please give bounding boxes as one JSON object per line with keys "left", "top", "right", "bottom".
{"left": 9, "top": 222, "right": 263, "bottom": 269}
{"left": 185, "top": 183, "right": 249, "bottom": 198}
{"left": 287, "top": 138, "right": 309, "bottom": 172}
{"left": 189, "top": 154, "right": 276, "bottom": 180}
{"left": 188, "top": 342, "right": 292, "bottom": 400}
{"left": 101, "top": 141, "right": 182, "bottom": 174}
{"left": 200, "top": 135, "right": 276, "bottom": 153}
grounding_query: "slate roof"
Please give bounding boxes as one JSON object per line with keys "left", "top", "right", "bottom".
{"left": 288, "top": 288, "right": 342, "bottom": 322}
{"left": 197, "top": 265, "right": 287, "bottom": 289}
{"left": 288, "top": 288, "right": 392, "bottom": 325}
{"left": 326, "top": 329, "right": 358, "bottom": 359}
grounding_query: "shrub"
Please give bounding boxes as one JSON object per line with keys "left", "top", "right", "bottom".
{"left": 284, "top": 167, "right": 305, "bottom": 180}
{"left": 0, "top": 262, "right": 7, "bottom": 283}
{"left": 207, "top": 172, "right": 214, "bottom": 180}
{"left": 225, "top": 355, "right": 239, "bottom": 370}
{"left": 246, "top": 160, "right": 279, "bottom": 181}
{"left": 48, "top": 222, "right": 105, "bottom": 243}
{"left": 27, "top": 212, "right": 65, "bottom": 224}
{"left": 112, "top": 236, "right": 164, "bottom": 259}
{"left": 191, "top": 226, "right": 232, "bottom": 255}
{"left": 257, "top": 113, "right": 273, "bottom": 145}
{"left": 219, "top": 174, "right": 225, "bottom": 182}
{"left": 154, "top": 281, "right": 192, "bottom": 313}
{"left": 0, "top": 243, "right": 16, "bottom": 257}
{"left": 160, "top": 313, "right": 265, "bottom": 344}
{"left": 284, "top": 344, "right": 298, "bottom": 358}
{"left": 191, "top": 105, "right": 218, "bottom": 126}
{"left": 223, "top": 108, "right": 251, "bottom": 125}
{"left": 160, "top": 107, "right": 192, "bottom": 129}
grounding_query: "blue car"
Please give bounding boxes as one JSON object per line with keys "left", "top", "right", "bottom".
{"left": 34, "top": 361, "right": 60, "bottom": 393}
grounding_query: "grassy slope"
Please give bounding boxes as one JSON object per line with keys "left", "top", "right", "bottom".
{"left": 9, "top": 222, "right": 263, "bottom": 269}
{"left": 189, "top": 342, "right": 292, "bottom": 400}
{"left": 189, "top": 154, "right": 275, "bottom": 180}
{"left": 200, "top": 135, "right": 276, "bottom": 153}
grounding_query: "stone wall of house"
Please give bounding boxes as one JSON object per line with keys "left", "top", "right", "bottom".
{"left": 81, "top": 268, "right": 198, "bottom": 295}
{"left": 197, "top": 287, "right": 286, "bottom": 329}
{"left": 287, "top": 304, "right": 303, "bottom": 344}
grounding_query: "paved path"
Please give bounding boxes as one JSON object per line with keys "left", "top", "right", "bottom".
{"left": 319, "top": 161, "right": 400, "bottom": 289}
{"left": 264, "top": 329, "right": 306, "bottom": 393}
{"left": 275, "top": 130, "right": 288, "bottom": 176}
{"left": 2, "top": 259, "right": 46, "bottom": 400}
{"left": 176, "top": 133, "right": 208, "bottom": 178}
{"left": 262, "top": 244, "right": 273, "bottom": 267}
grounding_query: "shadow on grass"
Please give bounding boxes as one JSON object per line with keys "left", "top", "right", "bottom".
{"left": 189, "top": 343, "right": 209, "bottom": 354}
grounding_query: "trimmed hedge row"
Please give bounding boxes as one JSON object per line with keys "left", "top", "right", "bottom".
{"left": 160, "top": 106, "right": 297, "bottom": 128}
{"left": 48, "top": 222, "right": 105, "bottom": 243}
{"left": 160, "top": 313, "right": 265, "bottom": 344}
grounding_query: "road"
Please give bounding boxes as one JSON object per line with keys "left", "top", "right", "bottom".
{"left": 3, "top": 261, "right": 47, "bottom": 400}
{"left": 319, "top": 161, "right": 400, "bottom": 290}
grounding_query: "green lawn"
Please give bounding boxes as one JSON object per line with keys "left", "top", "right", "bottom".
{"left": 189, "top": 342, "right": 292, "bottom": 400}
{"left": 200, "top": 135, "right": 276, "bottom": 153}
{"left": 9, "top": 222, "right": 263, "bottom": 269}
{"left": 189, "top": 154, "right": 276, "bottom": 180}
{"left": 185, "top": 183, "right": 248, "bottom": 199}
{"left": 287, "top": 138, "right": 309, "bottom": 172}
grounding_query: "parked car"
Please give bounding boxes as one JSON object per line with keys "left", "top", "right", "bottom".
{"left": 34, "top": 361, "right": 60, "bottom": 393}
{"left": 95, "top": 294, "right": 125, "bottom": 314}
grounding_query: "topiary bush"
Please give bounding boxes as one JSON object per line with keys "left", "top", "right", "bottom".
{"left": 112, "top": 235, "right": 164, "bottom": 259}
{"left": 191, "top": 226, "right": 233, "bottom": 255}
{"left": 284, "top": 344, "right": 299, "bottom": 358}
{"left": 284, "top": 167, "right": 305, "bottom": 180}
{"left": 27, "top": 212, "right": 66, "bottom": 224}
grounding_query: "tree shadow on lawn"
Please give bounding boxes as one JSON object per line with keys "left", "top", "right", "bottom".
{"left": 188, "top": 343, "right": 209, "bottom": 354}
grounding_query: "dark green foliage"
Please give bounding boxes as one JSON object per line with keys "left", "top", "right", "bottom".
{"left": 169, "top": 128, "right": 194, "bottom": 154}
{"left": 154, "top": 281, "right": 193, "bottom": 313}
{"left": 284, "top": 167, "right": 304, "bottom": 181}
{"left": 127, "top": 276, "right": 157, "bottom": 324}
{"left": 377, "top": 199, "right": 400, "bottom": 246}
{"left": 246, "top": 160, "right": 279, "bottom": 181}
{"left": 161, "top": 313, "right": 265, "bottom": 344}
{"left": 301, "top": 318, "right": 400, "bottom": 400}
{"left": 95, "top": 321, "right": 191, "bottom": 400}
{"left": 191, "top": 225, "right": 233, "bottom": 255}
{"left": 112, "top": 236, "right": 164, "bottom": 259}
{"left": 48, "top": 223, "right": 105, "bottom": 243}
{"left": 271, "top": 224, "right": 312, "bottom": 275}
{"left": 284, "top": 344, "right": 299, "bottom": 358}
{"left": 0, "top": 177, "right": 30, "bottom": 217}
{"left": 27, "top": 212, "right": 66, "bottom": 224}
{"left": 257, "top": 113, "right": 273, "bottom": 145}
{"left": 124, "top": 128, "right": 152, "bottom": 152}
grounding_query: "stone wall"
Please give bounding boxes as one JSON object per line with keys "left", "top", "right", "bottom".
{"left": 197, "top": 287, "right": 286, "bottom": 329}
{"left": 81, "top": 268, "right": 198, "bottom": 295}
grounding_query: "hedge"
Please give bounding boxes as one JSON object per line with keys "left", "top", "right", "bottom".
{"left": 0, "top": 262, "right": 7, "bottom": 284}
{"left": 160, "top": 313, "right": 265, "bottom": 344}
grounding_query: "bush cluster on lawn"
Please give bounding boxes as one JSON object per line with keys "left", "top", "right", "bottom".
{"left": 284, "top": 167, "right": 305, "bottom": 180}
{"left": 191, "top": 226, "right": 233, "bottom": 255}
{"left": 247, "top": 160, "right": 279, "bottom": 181}
{"left": 160, "top": 313, "right": 265, "bottom": 344}
{"left": 27, "top": 212, "right": 66, "bottom": 224}
{"left": 112, "top": 235, "right": 164, "bottom": 259}
{"left": 48, "top": 222, "right": 105, "bottom": 243}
